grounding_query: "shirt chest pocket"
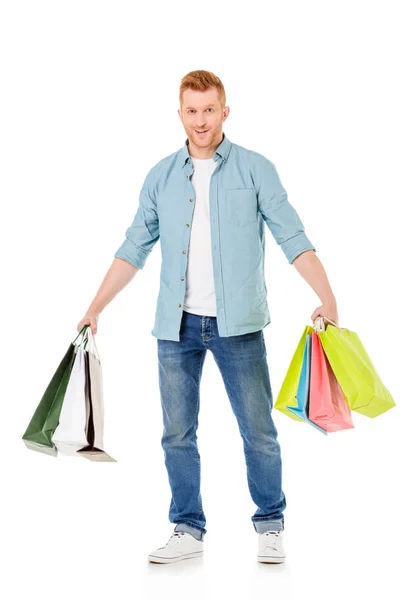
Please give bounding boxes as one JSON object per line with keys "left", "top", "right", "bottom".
{"left": 225, "top": 188, "right": 258, "bottom": 226}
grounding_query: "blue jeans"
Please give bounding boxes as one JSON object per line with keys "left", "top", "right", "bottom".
{"left": 157, "top": 310, "right": 286, "bottom": 541}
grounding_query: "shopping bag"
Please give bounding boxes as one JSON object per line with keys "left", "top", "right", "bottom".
{"left": 274, "top": 325, "right": 314, "bottom": 421}
{"left": 86, "top": 340, "right": 104, "bottom": 449}
{"left": 76, "top": 327, "right": 116, "bottom": 462}
{"left": 52, "top": 334, "right": 89, "bottom": 455}
{"left": 287, "top": 335, "right": 328, "bottom": 435}
{"left": 22, "top": 328, "right": 86, "bottom": 456}
{"left": 308, "top": 331, "right": 354, "bottom": 432}
{"left": 318, "top": 321, "right": 396, "bottom": 418}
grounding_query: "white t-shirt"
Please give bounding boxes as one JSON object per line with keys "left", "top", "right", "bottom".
{"left": 183, "top": 155, "right": 218, "bottom": 316}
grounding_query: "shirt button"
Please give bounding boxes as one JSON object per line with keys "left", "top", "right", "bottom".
{"left": 178, "top": 303, "right": 181, "bottom": 307}
{"left": 181, "top": 277, "right": 185, "bottom": 281}
{"left": 186, "top": 223, "right": 189, "bottom": 227}
{"left": 186, "top": 175, "right": 188, "bottom": 178}
{"left": 189, "top": 198, "right": 193, "bottom": 202}
{"left": 182, "top": 250, "right": 186, "bottom": 254}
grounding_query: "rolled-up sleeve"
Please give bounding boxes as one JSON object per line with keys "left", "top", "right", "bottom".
{"left": 114, "top": 167, "right": 160, "bottom": 269}
{"left": 256, "top": 156, "right": 316, "bottom": 264}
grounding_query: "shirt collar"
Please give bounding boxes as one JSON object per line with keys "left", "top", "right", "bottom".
{"left": 180, "top": 132, "right": 232, "bottom": 167}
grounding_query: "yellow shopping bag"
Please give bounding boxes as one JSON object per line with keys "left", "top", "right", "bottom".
{"left": 318, "top": 323, "right": 396, "bottom": 418}
{"left": 273, "top": 325, "right": 314, "bottom": 421}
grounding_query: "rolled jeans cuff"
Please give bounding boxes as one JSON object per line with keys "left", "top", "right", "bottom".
{"left": 174, "top": 522, "right": 206, "bottom": 541}
{"left": 252, "top": 519, "right": 284, "bottom": 533}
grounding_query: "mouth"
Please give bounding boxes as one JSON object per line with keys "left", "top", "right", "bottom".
{"left": 194, "top": 129, "right": 209, "bottom": 137}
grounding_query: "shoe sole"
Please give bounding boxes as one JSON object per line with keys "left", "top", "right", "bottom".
{"left": 257, "top": 555, "right": 286, "bottom": 563}
{"left": 148, "top": 550, "right": 204, "bottom": 564}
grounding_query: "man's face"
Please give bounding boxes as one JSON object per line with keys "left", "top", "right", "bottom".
{"left": 178, "top": 86, "right": 229, "bottom": 153}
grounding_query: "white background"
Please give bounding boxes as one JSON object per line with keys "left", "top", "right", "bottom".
{"left": 1, "top": 1, "right": 399, "bottom": 598}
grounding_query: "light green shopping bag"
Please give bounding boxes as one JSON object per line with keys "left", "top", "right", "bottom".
{"left": 318, "top": 324, "right": 396, "bottom": 418}
{"left": 273, "top": 325, "right": 314, "bottom": 421}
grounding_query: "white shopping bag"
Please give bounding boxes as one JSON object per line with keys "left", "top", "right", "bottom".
{"left": 87, "top": 350, "right": 105, "bottom": 450}
{"left": 52, "top": 339, "right": 89, "bottom": 455}
{"left": 77, "top": 326, "right": 117, "bottom": 462}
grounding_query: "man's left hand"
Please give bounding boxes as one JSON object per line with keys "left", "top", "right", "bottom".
{"left": 311, "top": 302, "right": 339, "bottom": 327}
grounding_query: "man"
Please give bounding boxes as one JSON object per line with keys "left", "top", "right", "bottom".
{"left": 77, "top": 70, "right": 338, "bottom": 564}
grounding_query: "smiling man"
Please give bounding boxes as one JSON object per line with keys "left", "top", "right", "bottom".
{"left": 78, "top": 69, "right": 338, "bottom": 565}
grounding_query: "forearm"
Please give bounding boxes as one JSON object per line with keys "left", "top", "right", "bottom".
{"left": 292, "top": 250, "right": 336, "bottom": 306}
{"left": 87, "top": 257, "right": 139, "bottom": 315}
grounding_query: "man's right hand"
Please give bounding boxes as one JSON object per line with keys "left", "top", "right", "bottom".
{"left": 77, "top": 313, "right": 99, "bottom": 335}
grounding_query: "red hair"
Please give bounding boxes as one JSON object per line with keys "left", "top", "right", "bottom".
{"left": 179, "top": 70, "right": 226, "bottom": 109}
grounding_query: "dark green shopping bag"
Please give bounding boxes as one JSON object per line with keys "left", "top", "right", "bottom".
{"left": 22, "top": 326, "right": 89, "bottom": 456}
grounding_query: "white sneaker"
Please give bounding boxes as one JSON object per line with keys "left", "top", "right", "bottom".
{"left": 257, "top": 530, "right": 286, "bottom": 563}
{"left": 148, "top": 530, "right": 204, "bottom": 564}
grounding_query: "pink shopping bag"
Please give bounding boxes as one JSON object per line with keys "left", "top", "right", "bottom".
{"left": 309, "top": 332, "right": 354, "bottom": 433}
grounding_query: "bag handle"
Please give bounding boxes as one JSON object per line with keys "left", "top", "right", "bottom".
{"left": 314, "top": 315, "right": 339, "bottom": 332}
{"left": 84, "top": 325, "right": 100, "bottom": 361}
{"left": 72, "top": 325, "right": 99, "bottom": 359}
{"left": 73, "top": 325, "right": 89, "bottom": 346}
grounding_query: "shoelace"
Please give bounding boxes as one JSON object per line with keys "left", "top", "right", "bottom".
{"left": 261, "top": 530, "right": 281, "bottom": 550}
{"left": 158, "top": 531, "right": 187, "bottom": 549}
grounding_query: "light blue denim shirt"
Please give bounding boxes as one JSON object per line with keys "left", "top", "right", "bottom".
{"left": 114, "top": 133, "right": 316, "bottom": 341}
